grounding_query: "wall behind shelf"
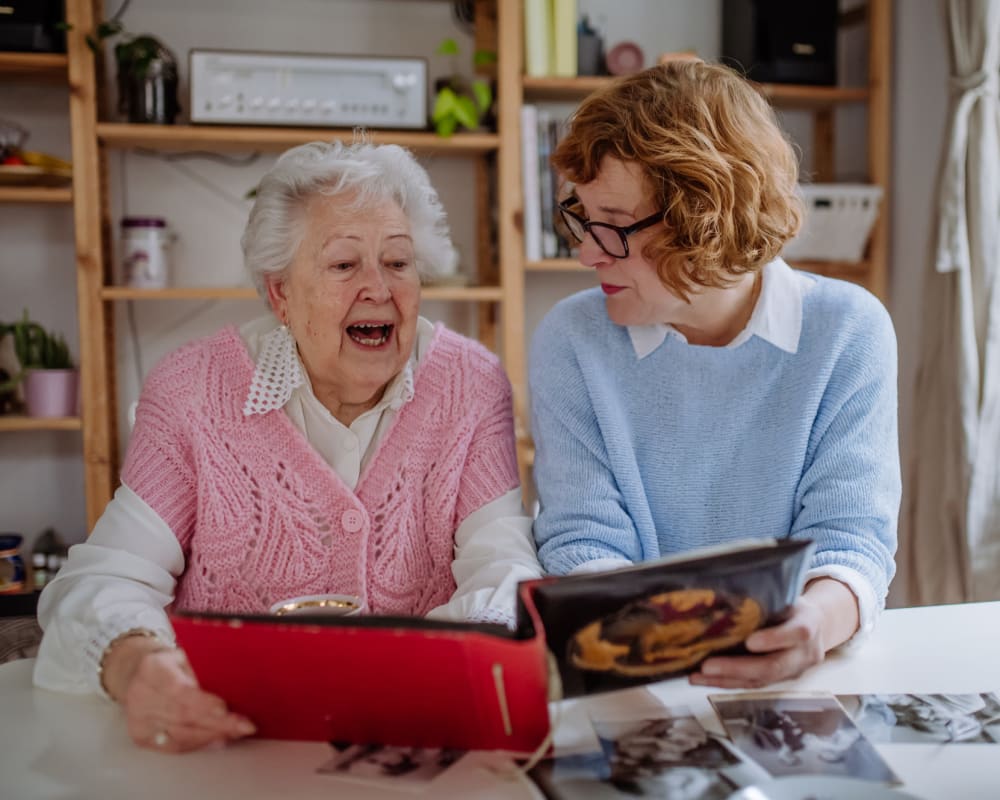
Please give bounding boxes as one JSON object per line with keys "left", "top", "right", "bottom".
{"left": 0, "top": 80, "right": 85, "bottom": 550}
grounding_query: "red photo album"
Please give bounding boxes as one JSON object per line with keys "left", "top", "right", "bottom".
{"left": 171, "top": 538, "right": 812, "bottom": 752}
{"left": 170, "top": 611, "right": 552, "bottom": 754}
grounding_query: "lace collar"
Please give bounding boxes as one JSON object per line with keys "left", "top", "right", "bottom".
{"left": 241, "top": 319, "right": 418, "bottom": 417}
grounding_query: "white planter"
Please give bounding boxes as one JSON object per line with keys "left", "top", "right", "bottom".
{"left": 23, "top": 369, "right": 79, "bottom": 418}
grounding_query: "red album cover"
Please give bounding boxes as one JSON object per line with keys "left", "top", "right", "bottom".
{"left": 171, "top": 612, "right": 552, "bottom": 754}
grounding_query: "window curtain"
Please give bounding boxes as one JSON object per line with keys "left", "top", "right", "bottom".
{"left": 906, "top": 0, "right": 1000, "bottom": 604}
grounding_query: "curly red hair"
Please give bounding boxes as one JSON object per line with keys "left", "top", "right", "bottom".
{"left": 552, "top": 61, "right": 803, "bottom": 298}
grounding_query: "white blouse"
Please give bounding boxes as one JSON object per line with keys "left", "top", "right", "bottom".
{"left": 33, "top": 316, "right": 542, "bottom": 696}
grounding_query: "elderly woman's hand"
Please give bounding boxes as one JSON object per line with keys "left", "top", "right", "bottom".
{"left": 102, "top": 635, "right": 256, "bottom": 752}
{"left": 688, "top": 577, "right": 860, "bottom": 689}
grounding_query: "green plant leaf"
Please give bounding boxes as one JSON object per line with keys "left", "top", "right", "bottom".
{"left": 435, "top": 116, "right": 458, "bottom": 138}
{"left": 96, "top": 20, "right": 124, "bottom": 39}
{"left": 473, "top": 49, "right": 497, "bottom": 67}
{"left": 471, "top": 79, "right": 492, "bottom": 114}
{"left": 454, "top": 95, "right": 479, "bottom": 130}
{"left": 436, "top": 38, "right": 459, "bottom": 56}
{"left": 432, "top": 87, "right": 458, "bottom": 123}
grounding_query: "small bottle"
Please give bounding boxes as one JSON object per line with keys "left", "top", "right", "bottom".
{"left": 121, "top": 217, "right": 173, "bottom": 288}
{"left": 32, "top": 551, "right": 48, "bottom": 589}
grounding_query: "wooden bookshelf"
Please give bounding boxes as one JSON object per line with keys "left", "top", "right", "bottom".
{"left": 0, "top": 186, "right": 72, "bottom": 204}
{"left": 0, "top": 415, "right": 82, "bottom": 432}
{"left": 96, "top": 123, "right": 500, "bottom": 155}
{"left": 522, "top": 75, "right": 869, "bottom": 109}
{"left": 100, "top": 284, "right": 504, "bottom": 302}
{"left": 0, "top": 52, "right": 68, "bottom": 81}
{"left": 525, "top": 258, "right": 589, "bottom": 272}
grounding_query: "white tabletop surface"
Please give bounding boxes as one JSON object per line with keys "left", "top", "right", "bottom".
{"left": 2, "top": 601, "right": 1000, "bottom": 800}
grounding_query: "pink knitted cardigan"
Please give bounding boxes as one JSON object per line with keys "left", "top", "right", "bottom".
{"left": 121, "top": 324, "right": 520, "bottom": 617}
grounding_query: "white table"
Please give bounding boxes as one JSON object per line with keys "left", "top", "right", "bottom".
{"left": 2, "top": 602, "right": 999, "bottom": 799}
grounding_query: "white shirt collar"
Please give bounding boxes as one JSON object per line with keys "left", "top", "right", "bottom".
{"left": 241, "top": 315, "right": 431, "bottom": 417}
{"left": 627, "top": 258, "right": 813, "bottom": 358}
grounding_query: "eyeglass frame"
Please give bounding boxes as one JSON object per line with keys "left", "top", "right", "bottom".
{"left": 557, "top": 196, "right": 666, "bottom": 259}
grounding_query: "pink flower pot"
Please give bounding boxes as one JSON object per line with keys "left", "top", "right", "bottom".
{"left": 23, "top": 369, "right": 79, "bottom": 418}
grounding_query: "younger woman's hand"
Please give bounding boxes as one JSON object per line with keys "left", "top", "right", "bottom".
{"left": 688, "top": 596, "right": 826, "bottom": 688}
{"left": 688, "top": 578, "right": 859, "bottom": 689}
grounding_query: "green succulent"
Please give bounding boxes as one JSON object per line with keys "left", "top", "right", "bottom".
{"left": 431, "top": 38, "right": 496, "bottom": 138}
{"left": 0, "top": 309, "right": 74, "bottom": 391}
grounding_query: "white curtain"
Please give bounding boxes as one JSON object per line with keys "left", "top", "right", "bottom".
{"left": 907, "top": 0, "right": 1000, "bottom": 604}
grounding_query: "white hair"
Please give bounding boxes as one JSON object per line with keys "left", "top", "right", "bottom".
{"left": 241, "top": 140, "right": 458, "bottom": 300}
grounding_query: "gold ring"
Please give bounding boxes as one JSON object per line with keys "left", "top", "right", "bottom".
{"left": 152, "top": 730, "right": 170, "bottom": 748}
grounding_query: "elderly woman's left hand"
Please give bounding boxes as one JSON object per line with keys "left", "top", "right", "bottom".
{"left": 688, "top": 577, "right": 859, "bottom": 689}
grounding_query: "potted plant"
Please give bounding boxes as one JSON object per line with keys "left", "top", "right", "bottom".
{"left": 62, "top": 6, "right": 180, "bottom": 124}
{"left": 0, "top": 310, "right": 77, "bottom": 418}
{"left": 431, "top": 38, "right": 496, "bottom": 137}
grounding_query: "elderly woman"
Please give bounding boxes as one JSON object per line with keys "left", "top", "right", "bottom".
{"left": 34, "top": 140, "right": 541, "bottom": 752}
{"left": 529, "top": 61, "right": 899, "bottom": 688}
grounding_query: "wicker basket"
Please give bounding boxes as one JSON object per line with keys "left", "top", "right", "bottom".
{"left": 782, "top": 183, "right": 883, "bottom": 263}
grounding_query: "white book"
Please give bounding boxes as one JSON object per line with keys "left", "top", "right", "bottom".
{"left": 520, "top": 104, "right": 543, "bottom": 263}
{"left": 524, "top": 0, "right": 552, "bottom": 77}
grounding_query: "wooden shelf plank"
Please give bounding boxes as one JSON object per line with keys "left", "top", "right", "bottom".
{"left": 102, "top": 286, "right": 258, "bottom": 301}
{"left": 522, "top": 75, "right": 868, "bottom": 108}
{"left": 0, "top": 186, "right": 72, "bottom": 204}
{"left": 759, "top": 84, "right": 869, "bottom": 109}
{"left": 100, "top": 285, "right": 503, "bottom": 302}
{"left": 0, "top": 52, "right": 68, "bottom": 81}
{"left": 793, "top": 259, "right": 871, "bottom": 276}
{"left": 96, "top": 123, "right": 500, "bottom": 155}
{"left": 525, "top": 258, "right": 588, "bottom": 272}
{"left": 0, "top": 415, "right": 82, "bottom": 432}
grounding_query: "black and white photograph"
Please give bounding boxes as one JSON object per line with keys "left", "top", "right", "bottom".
{"left": 532, "top": 708, "right": 767, "bottom": 800}
{"left": 837, "top": 692, "right": 1000, "bottom": 744}
{"left": 710, "top": 692, "right": 900, "bottom": 784}
{"left": 318, "top": 742, "right": 464, "bottom": 789}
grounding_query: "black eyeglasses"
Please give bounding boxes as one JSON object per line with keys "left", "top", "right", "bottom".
{"left": 558, "top": 196, "right": 665, "bottom": 259}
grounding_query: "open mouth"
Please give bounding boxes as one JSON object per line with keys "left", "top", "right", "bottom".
{"left": 346, "top": 322, "right": 393, "bottom": 347}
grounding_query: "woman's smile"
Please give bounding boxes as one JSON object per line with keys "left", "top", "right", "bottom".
{"left": 345, "top": 321, "right": 395, "bottom": 349}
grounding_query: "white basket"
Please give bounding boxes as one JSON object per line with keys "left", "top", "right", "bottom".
{"left": 781, "top": 183, "right": 883, "bottom": 263}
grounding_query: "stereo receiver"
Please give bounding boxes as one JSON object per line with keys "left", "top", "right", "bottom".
{"left": 189, "top": 49, "right": 427, "bottom": 129}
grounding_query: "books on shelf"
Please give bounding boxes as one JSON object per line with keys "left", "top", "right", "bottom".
{"left": 521, "top": 104, "right": 572, "bottom": 261}
{"left": 523, "top": 0, "right": 578, "bottom": 78}
{"left": 171, "top": 538, "right": 813, "bottom": 752}
{"left": 520, "top": 104, "right": 543, "bottom": 262}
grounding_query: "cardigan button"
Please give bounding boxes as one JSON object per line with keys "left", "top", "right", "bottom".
{"left": 341, "top": 508, "right": 364, "bottom": 533}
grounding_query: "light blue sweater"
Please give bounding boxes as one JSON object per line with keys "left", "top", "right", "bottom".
{"left": 529, "top": 272, "right": 900, "bottom": 606}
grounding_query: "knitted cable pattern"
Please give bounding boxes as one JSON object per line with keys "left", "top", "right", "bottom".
{"left": 122, "top": 324, "right": 519, "bottom": 617}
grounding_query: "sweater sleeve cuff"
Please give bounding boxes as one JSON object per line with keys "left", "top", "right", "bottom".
{"left": 82, "top": 612, "right": 176, "bottom": 700}
{"left": 804, "top": 564, "right": 879, "bottom": 650}
{"left": 567, "top": 557, "right": 634, "bottom": 576}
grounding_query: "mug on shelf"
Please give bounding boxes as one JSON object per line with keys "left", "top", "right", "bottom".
{"left": 120, "top": 216, "right": 175, "bottom": 288}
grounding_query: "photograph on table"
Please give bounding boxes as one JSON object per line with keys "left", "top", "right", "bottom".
{"left": 530, "top": 707, "right": 768, "bottom": 799}
{"left": 710, "top": 692, "right": 899, "bottom": 784}
{"left": 837, "top": 692, "right": 1000, "bottom": 744}
{"left": 318, "top": 742, "right": 464, "bottom": 790}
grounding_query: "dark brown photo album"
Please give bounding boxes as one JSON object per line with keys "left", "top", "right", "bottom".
{"left": 517, "top": 538, "right": 815, "bottom": 700}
